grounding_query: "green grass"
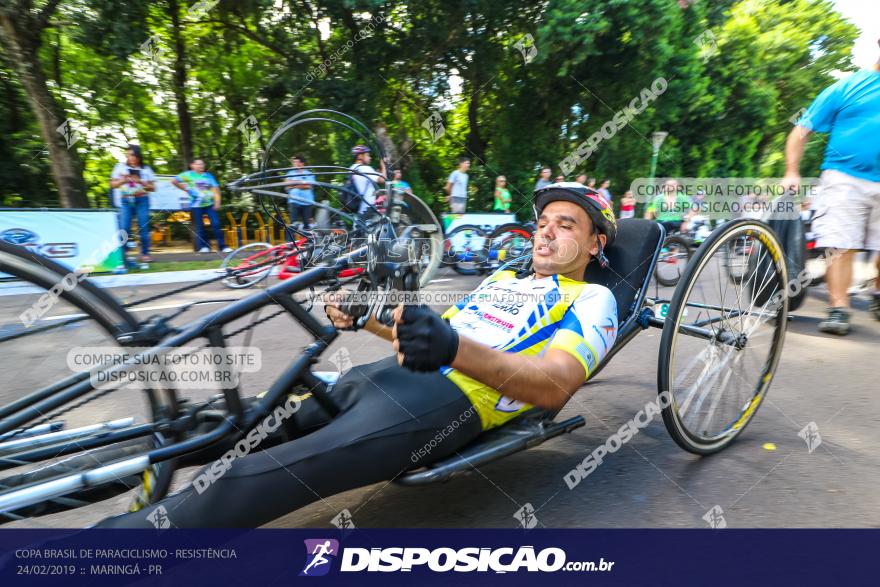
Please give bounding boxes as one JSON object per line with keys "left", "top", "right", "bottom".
{"left": 127, "top": 259, "right": 224, "bottom": 274}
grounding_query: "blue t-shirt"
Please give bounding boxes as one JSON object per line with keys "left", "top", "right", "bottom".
{"left": 286, "top": 169, "right": 315, "bottom": 204}
{"left": 798, "top": 69, "right": 880, "bottom": 182}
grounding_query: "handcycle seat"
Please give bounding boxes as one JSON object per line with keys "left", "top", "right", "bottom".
{"left": 584, "top": 218, "right": 663, "bottom": 324}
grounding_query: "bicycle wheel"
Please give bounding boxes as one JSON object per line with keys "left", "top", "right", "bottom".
{"left": 392, "top": 192, "right": 444, "bottom": 287}
{"left": 482, "top": 223, "right": 533, "bottom": 271}
{"left": 658, "top": 219, "right": 788, "bottom": 455}
{"left": 443, "top": 225, "right": 488, "bottom": 276}
{"left": 0, "top": 240, "right": 178, "bottom": 524}
{"left": 655, "top": 235, "right": 692, "bottom": 287}
{"left": 761, "top": 217, "right": 807, "bottom": 312}
{"left": 220, "top": 242, "right": 279, "bottom": 289}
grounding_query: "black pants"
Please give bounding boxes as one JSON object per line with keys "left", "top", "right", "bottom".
{"left": 94, "top": 357, "right": 481, "bottom": 528}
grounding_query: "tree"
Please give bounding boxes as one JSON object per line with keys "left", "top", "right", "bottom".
{"left": 0, "top": 0, "right": 89, "bottom": 207}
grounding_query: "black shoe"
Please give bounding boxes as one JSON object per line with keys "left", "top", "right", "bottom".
{"left": 818, "top": 307, "right": 851, "bottom": 335}
{"left": 870, "top": 295, "right": 880, "bottom": 322}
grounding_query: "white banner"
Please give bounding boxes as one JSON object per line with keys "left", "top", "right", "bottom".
{"left": 0, "top": 209, "right": 124, "bottom": 273}
{"left": 441, "top": 212, "right": 518, "bottom": 234}
{"left": 112, "top": 175, "right": 190, "bottom": 210}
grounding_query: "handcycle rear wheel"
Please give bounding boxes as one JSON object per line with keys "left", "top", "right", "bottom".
{"left": 0, "top": 240, "right": 179, "bottom": 522}
{"left": 658, "top": 219, "right": 788, "bottom": 455}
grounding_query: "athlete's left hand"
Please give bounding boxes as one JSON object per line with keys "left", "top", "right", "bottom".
{"left": 392, "top": 304, "right": 459, "bottom": 371}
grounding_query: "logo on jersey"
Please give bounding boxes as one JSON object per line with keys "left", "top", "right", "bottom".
{"left": 495, "top": 396, "right": 526, "bottom": 413}
{"left": 479, "top": 312, "right": 515, "bottom": 330}
{"left": 300, "top": 539, "right": 339, "bottom": 577}
{"left": 592, "top": 318, "right": 617, "bottom": 351}
{"left": 601, "top": 318, "right": 616, "bottom": 337}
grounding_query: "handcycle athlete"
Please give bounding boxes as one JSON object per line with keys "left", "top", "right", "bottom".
{"left": 96, "top": 184, "right": 619, "bottom": 528}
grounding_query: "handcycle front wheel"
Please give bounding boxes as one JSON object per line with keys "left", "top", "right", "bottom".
{"left": 0, "top": 240, "right": 179, "bottom": 523}
{"left": 657, "top": 219, "right": 788, "bottom": 455}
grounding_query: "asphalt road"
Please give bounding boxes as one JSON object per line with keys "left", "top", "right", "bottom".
{"left": 2, "top": 263, "right": 879, "bottom": 529}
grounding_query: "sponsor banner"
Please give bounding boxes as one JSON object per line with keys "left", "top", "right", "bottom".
{"left": 0, "top": 529, "right": 876, "bottom": 585}
{"left": 442, "top": 212, "right": 518, "bottom": 233}
{"left": 0, "top": 210, "right": 123, "bottom": 273}
{"left": 112, "top": 176, "right": 190, "bottom": 210}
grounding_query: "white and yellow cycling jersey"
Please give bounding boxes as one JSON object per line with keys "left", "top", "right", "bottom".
{"left": 441, "top": 270, "right": 618, "bottom": 430}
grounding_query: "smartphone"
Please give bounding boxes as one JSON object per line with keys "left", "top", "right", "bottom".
{"left": 127, "top": 168, "right": 141, "bottom": 178}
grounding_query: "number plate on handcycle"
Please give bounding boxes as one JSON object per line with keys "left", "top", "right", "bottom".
{"left": 654, "top": 303, "right": 688, "bottom": 319}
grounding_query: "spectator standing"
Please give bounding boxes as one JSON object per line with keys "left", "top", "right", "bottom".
{"left": 390, "top": 169, "right": 413, "bottom": 195}
{"left": 575, "top": 173, "right": 588, "bottom": 185}
{"left": 645, "top": 179, "right": 693, "bottom": 234}
{"left": 110, "top": 144, "right": 155, "bottom": 268}
{"left": 377, "top": 169, "right": 413, "bottom": 212}
{"left": 554, "top": 175, "right": 565, "bottom": 183}
{"left": 285, "top": 155, "right": 315, "bottom": 230}
{"left": 783, "top": 51, "right": 880, "bottom": 334}
{"left": 587, "top": 177, "right": 597, "bottom": 189}
{"left": 172, "top": 159, "right": 230, "bottom": 254}
{"left": 445, "top": 157, "right": 471, "bottom": 213}
{"left": 493, "top": 175, "right": 512, "bottom": 212}
{"left": 534, "top": 167, "right": 553, "bottom": 191}
{"left": 598, "top": 179, "right": 613, "bottom": 203}
{"left": 349, "top": 145, "right": 386, "bottom": 215}
{"left": 620, "top": 190, "right": 636, "bottom": 219}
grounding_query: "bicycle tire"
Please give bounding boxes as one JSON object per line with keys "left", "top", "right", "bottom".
{"left": 481, "top": 223, "right": 534, "bottom": 271}
{"left": 395, "top": 192, "right": 443, "bottom": 287}
{"left": 443, "top": 225, "right": 488, "bottom": 276}
{"left": 220, "top": 242, "right": 278, "bottom": 289}
{"left": 657, "top": 219, "right": 787, "bottom": 455}
{"left": 0, "top": 240, "right": 178, "bottom": 519}
{"left": 655, "top": 235, "right": 692, "bottom": 287}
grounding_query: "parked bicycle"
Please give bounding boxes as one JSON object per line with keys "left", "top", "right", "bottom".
{"left": 442, "top": 222, "right": 533, "bottom": 276}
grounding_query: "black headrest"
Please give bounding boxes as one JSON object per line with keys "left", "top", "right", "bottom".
{"left": 583, "top": 219, "right": 662, "bottom": 323}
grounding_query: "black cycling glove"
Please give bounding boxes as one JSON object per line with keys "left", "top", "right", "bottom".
{"left": 396, "top": 305, "right": 459, "bottom": 372}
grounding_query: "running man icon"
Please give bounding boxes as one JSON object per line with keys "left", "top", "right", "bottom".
{"left": 300, "top": 539, "right": 340, "bottom": 576}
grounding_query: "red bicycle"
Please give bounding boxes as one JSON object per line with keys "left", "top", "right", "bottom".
{"left": 220, "top": 229, "right": 361, "bottom": 289}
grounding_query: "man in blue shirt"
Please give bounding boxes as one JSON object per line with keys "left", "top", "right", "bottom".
{"left": 285, "top": 155, "right": 316, "bottom": 231}
{"left": 782, "top": 48, "right": 880, "bottom": 335}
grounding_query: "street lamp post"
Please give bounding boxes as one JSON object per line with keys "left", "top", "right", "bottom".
{"left": 649, "top": 131, "right": 668, "bottom": 182}
{"left": 646, "top": 131, "right": 668, "bottom": 217}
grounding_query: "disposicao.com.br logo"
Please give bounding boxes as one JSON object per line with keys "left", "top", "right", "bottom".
{"left": 299, "top": 541, "right": 614, "bottom": 575}
{"left": 300, "top": 539, "right": 339, "bottom": 577}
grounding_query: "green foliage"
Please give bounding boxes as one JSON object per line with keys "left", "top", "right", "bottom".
{"left": 0, "top": 0, "right": 862, "bottom": 215}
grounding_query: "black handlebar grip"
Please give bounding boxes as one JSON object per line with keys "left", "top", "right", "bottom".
{"left": 339, "top": 294, "right": 368, "bottom": 320}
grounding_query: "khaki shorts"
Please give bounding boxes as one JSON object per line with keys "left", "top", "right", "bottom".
{"left": 812, "top": 169, "right": 880, "bottom": 251}
{"left": 450, "top": 198, "right": 467, "bottom": 214}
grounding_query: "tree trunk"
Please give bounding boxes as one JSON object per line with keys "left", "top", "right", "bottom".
{"left": 0, "top": 14, "right": 89, "bottom": 208}
{"left": 169, "top": 0, "right": 194, "bottom": 167}
{"left": 465, "top": 85, "right": 486, "bottom": 163}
